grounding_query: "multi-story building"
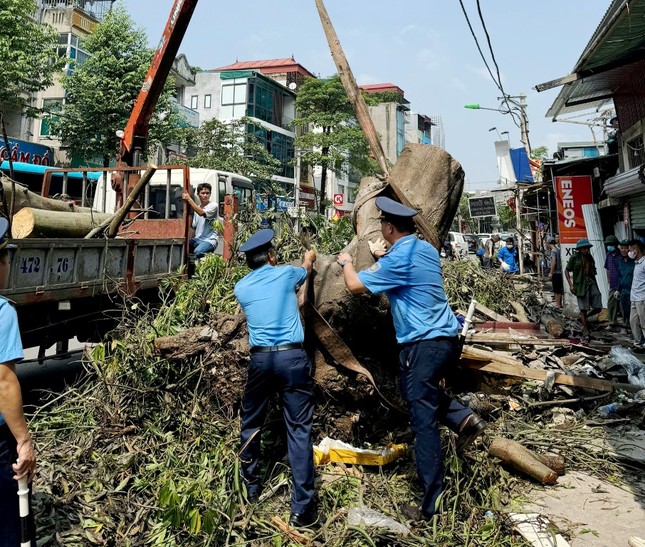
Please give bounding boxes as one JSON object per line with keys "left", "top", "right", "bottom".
{"left": 185, "top": 67, "right": 297, "bottom": 185}
{"left": 9, "top": 1, "right": 196, "bottom": 167}
{"left": 184, "top": 58, "right": 325, "bottom": 213}
{"left": 406, "top": 112, "right": 433, "bottom": 145}
{"left": 360, "top": 83, "right": 409, "bottom": 166}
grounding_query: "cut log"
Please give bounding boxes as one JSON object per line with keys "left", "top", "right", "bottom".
{"left": 509, "top": 301, "right": 529, "bottom": 323}
{"left": 107, "top": 164, "right": 157, "bottom": 238}
{"left": 534, "top": 453, "right": 565, "bottom": 476}
{"left": 11, "top": 207, "right": 113, "bottom": 239}
{"left": 489, "top": 437, "right": 559, "bottom": 485}
{"left": 540, "top": 310, "right": 565, "bottom": 338}
{"left": 1, "top": 177, "right": 90, "bottom": 214}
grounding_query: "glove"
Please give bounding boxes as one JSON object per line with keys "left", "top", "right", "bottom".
{"left": 368, "top": 238, "right": 387, "bottom": 257}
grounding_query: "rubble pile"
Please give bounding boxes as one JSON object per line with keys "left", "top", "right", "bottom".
{"left": 27, "top": 244, "right": 645, "bottom": 545}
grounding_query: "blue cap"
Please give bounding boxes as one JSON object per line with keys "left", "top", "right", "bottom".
{"left": 375, "top": 196, "right": 418, "bottom": 218}
{"left": 240, "top": 228, "right": 274, "bottom": 253}
{"left": 0, "top": 217, "right": 9, "bottom": 250}
{"left": 575, "top": 238, "right": 592, "bottom": 249}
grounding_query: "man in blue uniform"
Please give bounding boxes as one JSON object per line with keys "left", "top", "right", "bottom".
{"left": 336, "top": 197, "right": 485, "bottom": 521}
{"left": 235, "top": 229, "right": 317, "bottom": 528}
{"left": 497, "top": 237, "right": 519, "bottom": 273}
{"left": 0, "top": 217, "right": 36, "bottom": 545}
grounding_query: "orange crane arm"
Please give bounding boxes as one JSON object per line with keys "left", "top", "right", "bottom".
{"left": 119, "top": 0, "right": 198, "bottom": 166}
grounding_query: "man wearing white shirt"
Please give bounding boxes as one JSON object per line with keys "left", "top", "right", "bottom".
{"left": 183, "top": 183, "right": 219, "bottom": 259}
{"left": 629, "top": 240, "right": 645, "bottom": 346}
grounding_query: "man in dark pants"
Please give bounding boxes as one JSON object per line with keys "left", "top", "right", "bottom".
{"left": 0, "top": 217, "right": 36, "bottom": 546}
{"left": 336, "top": 197, "right": 485, "bottom": 521}
{"left": 234, "top": 229, "right": 317, "bottom": 528}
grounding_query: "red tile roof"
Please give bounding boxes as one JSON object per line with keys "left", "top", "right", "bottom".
{"left": 359, "top": 83, "right": 405, "bottom": 96}
{"left": 213, "top": 58, "right": 315, "bottom": 78}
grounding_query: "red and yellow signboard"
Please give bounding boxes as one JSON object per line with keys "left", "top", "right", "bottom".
{"left": 554, "top": 176, "right": 593, "bottom": 244}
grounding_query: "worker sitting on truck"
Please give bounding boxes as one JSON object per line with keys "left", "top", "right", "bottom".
{"left": 336, "top": 197, "right": 485, "bottom": 522}
{"left": 183, "top": 183, "right": 219, "bottom": 259}
{"left": 0, "top": 217, "right": 37, "bottom": 544}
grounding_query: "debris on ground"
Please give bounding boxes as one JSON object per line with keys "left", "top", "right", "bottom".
{"left": 25, "top": 228, "right": 645, "bottom": 545}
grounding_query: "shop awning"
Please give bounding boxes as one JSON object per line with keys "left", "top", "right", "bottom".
{"left": 537, "top": 0, "right": 645, "bottom": 119}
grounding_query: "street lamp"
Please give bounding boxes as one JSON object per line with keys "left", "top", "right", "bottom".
{"left": 488, "top": 127, "right": 502, "bottom": 140}
{"left": 501, "top": 131, "right": 510, "bottom": 141}
{"left": 465, "top": 93, "right": 531, "bottom": 154}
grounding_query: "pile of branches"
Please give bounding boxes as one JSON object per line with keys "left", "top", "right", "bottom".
{"left": 442, "top": 260, "right": 532, "bottom": 318}
{"left": 29, "top": 216, "right": 625, "bottom": 545}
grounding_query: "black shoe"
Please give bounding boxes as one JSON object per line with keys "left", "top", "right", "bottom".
{"left": 400, "top": 503, "right": 424, "bottom": 521}
{"left": 289, "top": 511, "right": 317, "bottom": 528}
{"left": 246, "top": 493, "right": 259, "bottom": 504}
{"left": 457, "top": 413, "right": 486, "bottom": 451}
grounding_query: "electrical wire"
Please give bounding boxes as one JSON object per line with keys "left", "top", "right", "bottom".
{"left": 456, "top": 0, "right": 506, "bottom": 99}
{"left": 458, "top": 0, "right": 534, "bottom": 151}
{"left": 475, "top": 0, "right": 523, "bottom": 129}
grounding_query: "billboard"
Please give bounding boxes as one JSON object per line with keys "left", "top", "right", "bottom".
{"left": 554, "top": 175, "right": 593, "bottom": 244}
{"left": 468, "top": 196, "right": 497, "bottom": 217}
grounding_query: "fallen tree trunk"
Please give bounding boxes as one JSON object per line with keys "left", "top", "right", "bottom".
{"left": 11, "top": 207, "right": 113, "bottom": 239}
{"left": 540, "top": 310, "right": 565, "bottom": 338}
{"left": 489, "top": 437, "right": 559, "bottom": 485}
{"left": 1, "top": 177, "right": 90, "bottom": 214}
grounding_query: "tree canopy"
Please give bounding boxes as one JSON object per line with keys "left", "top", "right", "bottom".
{"left": 0, "top": 0, "right": 64, "bottom": 118}
{"left": 51, "top": 5, "right": 183, "bottom": 166}
{"left": 293, "top": 76, "right": 376, "bottom": 214}
{"left": 180, "top": 117, "right": 281, "bottom": 182}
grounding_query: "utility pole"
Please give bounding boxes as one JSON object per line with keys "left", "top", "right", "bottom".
{"left": 497, "top": 93, "right": 531, "bottom": 155}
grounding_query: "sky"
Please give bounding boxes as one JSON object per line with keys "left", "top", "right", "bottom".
{"left": 123, "top": 0, "right": 610, "bottom": 192}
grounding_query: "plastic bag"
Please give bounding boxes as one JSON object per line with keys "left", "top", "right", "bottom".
{"left": 609, "top": 346, "right": 645, "bottom": 388}
{"left": 313, "top": 436, "right": 407, "bottom": 466}
{"left": 347, "top": 505, "right": 410, "bottom": 536}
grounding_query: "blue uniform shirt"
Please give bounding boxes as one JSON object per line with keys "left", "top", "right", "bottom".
{"left": 0, "top": 297, "right": 24, "bottom": 427}
{"left": 497, "top": 246, "right": 519, "bottom": 273}
{"left": 357, "top": 235, "right": 459, "bottom": 344}
{"left": 235, "top": 264, "right": 307, "bottom": 347}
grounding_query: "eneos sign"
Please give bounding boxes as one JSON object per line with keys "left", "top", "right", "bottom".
{"left": 554, "top": 176, "right": 593, "bottom": 244}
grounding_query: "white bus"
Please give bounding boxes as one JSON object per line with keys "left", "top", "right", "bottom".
{"left": 92, "top": 167, "right": 254, "bottom": 255}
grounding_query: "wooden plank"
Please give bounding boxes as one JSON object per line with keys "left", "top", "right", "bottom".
{"left": 466, "top": 334, "right": 571, "bottom": 346}
{"left": 475, "top": 302, "right": 511, "bottom": 322}
{"left": 477, "top": 321, "right": 541, "bottom": 331}
{"left": 461, "top": 357, "right": 639, "bottom": 392}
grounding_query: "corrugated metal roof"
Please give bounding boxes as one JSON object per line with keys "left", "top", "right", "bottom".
{"left": 543, "top": 0, "right": 645, "bottom": 119}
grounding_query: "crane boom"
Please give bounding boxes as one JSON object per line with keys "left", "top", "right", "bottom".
{"left": 119, "top": 0, "right": 198, "bottom": 166}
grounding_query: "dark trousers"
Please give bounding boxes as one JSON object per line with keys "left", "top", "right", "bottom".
{"left": 621, "top": 289, "right": 631, "bottom": 326}
{"left": 0, "top": 425, "right": 34, "bottom": 547}
{"left": 240, "top": 349, "right": 315, "bottom": 515}
{"left": 398, "top": 338, "right": 473, "bottom": 519}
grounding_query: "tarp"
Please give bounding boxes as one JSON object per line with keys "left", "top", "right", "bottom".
{"left": 510, "top": 148, "right": 534, "bottom": 183}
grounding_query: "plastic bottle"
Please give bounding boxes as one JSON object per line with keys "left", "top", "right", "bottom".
{"left": 597, "top": 403, "right": 620, "bottom": 416}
